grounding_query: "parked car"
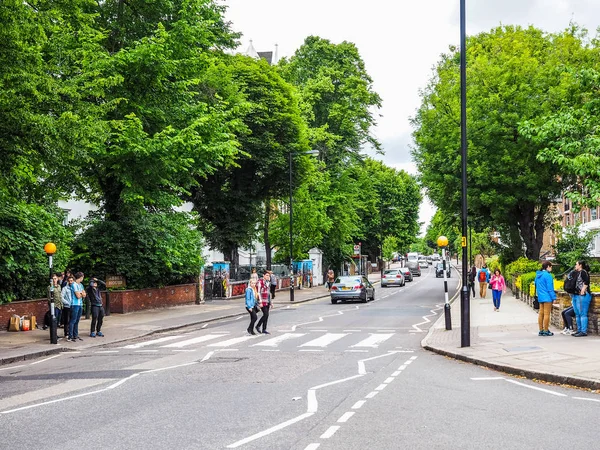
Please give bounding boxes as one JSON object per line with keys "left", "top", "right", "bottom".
{"left": 435, "top": 262, "right": 451, "bottom": 278}
{"left": 401, "top": 267, "right": 413, "bottom": 282}
{"left": 426, "top": 256, "right": 433, "bottom": 264}
{"left": 381, "top": 269, "right": 405, "bottom": 287}
{"left": 330, "top": 276, "right": 375, "bottom": 304}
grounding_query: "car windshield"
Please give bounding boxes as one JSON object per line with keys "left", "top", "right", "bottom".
{"left": 384, "top": 270, "right": 398, "bottom": 275}
{"left": 335, "top": 277, "right": 361, "bottom": 284}
{"left": 437, "top": 263, "right": 444, "bottom": 269}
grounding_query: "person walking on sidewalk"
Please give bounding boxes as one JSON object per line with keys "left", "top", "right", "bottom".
{"left": 61, "top": 275, "right": 74, "bottom": 339}
{"left": 68, "top": 272, "right": 86, "bottom": 342}
{"left": 87, "top": 278, "right": 106, "bottom": 337}
{"left": 269, "top": 271, "right": 277, "bottom": 300}
{"left": 489, "top": 269, "right": 506, "bottom": 311}
{"left": 468, "top": 265, "right": 477, "bottom": 298}
{"left": 255, "top": 272, "right": 272, "bottom": 334}
{"left": 572, "top": 260, "right": 591, "bottom": 337}
{"left": 327, "top": 269, "right": 335, "bottom": 291}
{"left": 477, "top": 265, "right": 490, "bottom": 298}
{"left": 245, "top": 280, "right": 258, "bottom": 335}
{"left": 535, "top": 261, "right": 556, "bottom": 336}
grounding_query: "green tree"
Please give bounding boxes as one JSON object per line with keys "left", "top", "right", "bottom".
{"left": 552, "top": 224, "right": 594, "bottom": 270}
{"left": 412, "top": 26, "right": 585, "bottom": 260}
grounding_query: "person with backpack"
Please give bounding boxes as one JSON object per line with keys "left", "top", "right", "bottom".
{"left": 468, "top": 265, "right": 477, "bottom": 298}
{"left": 571, "top": 260, "right": 591, "bottom": 337}
{"left": 476, "top": 265, "right": 490, "bottom": 298}
{"left": 535, "top": 261, "right": 556, "bottom": 336}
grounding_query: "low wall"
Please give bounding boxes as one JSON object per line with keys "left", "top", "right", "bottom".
{"left": 0, "top": 299, "right": 47, "bottom": 331}
{"left": 105, "top": 284, "right": 198, "bottom": 314}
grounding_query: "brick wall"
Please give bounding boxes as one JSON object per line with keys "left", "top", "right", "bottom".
{"left": 105, "top": 284, "right": 198, "bottom": 314}
{"left": 0, "top": 299, "right": 47, "bottom": 331}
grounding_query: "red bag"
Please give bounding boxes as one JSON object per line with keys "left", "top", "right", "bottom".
{"left": 478, "top": 271, "right": 487, "bottom": 282}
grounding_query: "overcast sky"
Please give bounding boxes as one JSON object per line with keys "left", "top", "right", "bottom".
{"left": 223, "top": 0, "right": 600, "bottom": 232}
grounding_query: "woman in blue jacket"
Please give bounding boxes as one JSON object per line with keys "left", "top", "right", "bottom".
{"left": 245, "top": 280, "right": 258, "bottom": 335}
{"left": 535, "top": 261, "right": 556, "bottom": 336}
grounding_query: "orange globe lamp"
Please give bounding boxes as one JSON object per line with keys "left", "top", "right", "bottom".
{"left": 44, "top": 242, "right": 57, "bottom": 255}
{"left": 437, "top": 236, "right": 449, "bottom": 248}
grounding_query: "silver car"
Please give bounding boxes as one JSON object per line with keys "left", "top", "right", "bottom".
{"left": 381, "top": 269, "right": 405, "bottom": 287}
{"left": 330, "top": 276, "right": 375, "bottom": 304}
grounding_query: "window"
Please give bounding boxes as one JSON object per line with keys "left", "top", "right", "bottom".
{"left": 564, "top": 199, "right": 571, "bottom": 212}
{"left": 566, "top": 214, "right": 570, "bottom": 226}
{"left": 592, "top": 208, "right": 597, "bottom": 221}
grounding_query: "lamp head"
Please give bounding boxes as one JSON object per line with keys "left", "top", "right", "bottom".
{"left": 437, "top": 236, "right": 449, "bottom": 247}
{"left": 44, "top": 242, "right": 57, "bottom": 256}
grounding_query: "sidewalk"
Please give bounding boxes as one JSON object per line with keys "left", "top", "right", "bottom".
{"left": 423, "top": 286, "right": 600, "bottom": 390}
{"left": 0, "top": 271, "right": 382, "bottom": 366}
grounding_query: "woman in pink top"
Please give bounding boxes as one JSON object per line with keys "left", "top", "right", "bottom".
{"left": 490, "top": 269, "right": 506, "bottom": 311}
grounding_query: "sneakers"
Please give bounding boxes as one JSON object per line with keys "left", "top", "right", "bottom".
{"left": 539, "top": 330, "right": 554, "bottom": 336}
{"left": 97, "top": 332, "right": 104, "bottom": 337}
{"left": 76, "top": 336, "right": 83, "bottom": 341}
{"left": 561, "top": 328, "right": 573, "bottom": 335}
{"left": 90, "top": 332, "right": 96, "bottom": 337}
{"left": 573, "top": 331, "right": 588, "bottom": 337}
{"left": 263, "top": 331, "right": 270, "bottom": 335}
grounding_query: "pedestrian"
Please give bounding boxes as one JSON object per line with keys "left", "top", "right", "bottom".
{"left": 534, "top": 261, "right": 556, "bottom": 336}
{"left": 269, "top": 271, "right": 277, "bottom": 300}
{"left": 51, "top": 273, "right": 63, "bottom": 328}
{"left": 255, "top": 272, "right": 272, "bottom": 334}
{"left": 326, "top": 269, "right": 335, "bottom": 291}
{"left": 245, "top": 280, "right": 258, "bottom": 335}
{"left": 61, "top": 275, "right": 74, "bottom": 339}
{"left": 68, "top": 272, "right": 86, "bottom": 342}
{"left": 561, "top": 305, "right": 575, "bottom": 335}
{"left": 489, "top": 269, "right": 506, "bottom": 311}
{"left": 477, "top": 265, "right": 490, "bottom": 298}
{"left": 250, "top": 268, "right": 259, "bottom": 284}
{"left": 87, "top": 278, "right": 106, "bottom": 337}
{"left": 468, "top": 265, "right": 477, "bottom": 298}
{"left": 571, "top": 260, "right": 591, "bottom": 337}
{"left": 61, "top": 269, "right": 72, "bottom": 289}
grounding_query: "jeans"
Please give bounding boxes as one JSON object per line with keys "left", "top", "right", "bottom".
{"left": 256, "top": 305, "right": 270, "bottom": 332}
{"left": 492, "top": 290, "right": 502, "bottom": 309}
{"left": 69, "top": 305, "right": 83, "bottom": 338}
{"left": 561, "top": 306, "right": 575, "bottom": 329}
{"left": 572, "top": 293, "right": 592, "bottom": 333}
{"left": 246, "top": 307, "right": 257, "bottom": 334}
{"left": 91, "top": 305, "right": 105, "bottom": 334}
{"left": 62, "top": 307, "right": 71, "bottom": 337}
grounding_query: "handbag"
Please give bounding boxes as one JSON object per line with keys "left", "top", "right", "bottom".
{"left": 533, "top": 296, "right": 540, "bottom": 310}
{"left": 488, "top": 282, "right": 493, "bottom": 290}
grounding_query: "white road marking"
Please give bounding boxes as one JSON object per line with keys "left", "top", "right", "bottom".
{"left": 299, "top": 333, "right": 348, "bottom": 348}
{"left": 320, "top": 426, "right": 340, "bottom": 439}
{"left": 398, "top": 365, "right": 407, "bottom": 370}
{"left": 304, "top": 444, "right": 320, "bottom": 450}
{"left": 162, "top": 334, "right": 226, "bottom": 348}
{"left": 365, "top": 391, "right": 378, "bottom": 399}
{"left": 123, "top": 336, "right": 181, "bottom": 349}
{"left": 392, "top": 371, "right": 401, "bottom": 376}
{"left": 337, "top": 412, "right": 354, "bottom": 423}
{"left": 95, "top": 350, "right": 120, "bottom": 354}
{"left": 410, "top": 356, "right": 418, "bottom": 360}
{"left": 352, "top": 400, "right": 366, "bottom": 409}
{"left": 227, "top": 413, "right": 315, "bottom": 448}
{"left": 343, "top": 329, "right": 361, "bottom": 332}
{"left": 384, "top": 377, "right": 394, "bottom": 384}
{"left": 201, "top": 351, "right": 215, "bottom": 362}
{"left": 573, "top": 397, "right": 600, "bottom": 403}
{"left": 470, "top": 377, "right": 505, "bottom": 381}
{"left": 207, "top": 336, "right": 255, "bottom": 347}
{"left": 201, "top": 323, "right": 208, "bottom": 329}
{"left": 143, "top": 362, "right": 198, "bottom": 374}
{"left": 172, "top": 349, "right": 196, "bottom": 352}
{"left": 375, "top": 384, "right": 387, "bottom": 391}
{"left": 357, "top": 351, "right": 400, "bottom": 375}
{"left": 309, "top": 329, "right": 329, "bottom": 332}
{"left": 299, "top": 349, "right": 324, "bottom": 352}
{"left": 377, "top": 329, "right": 395, "bottom": 332}
{"left": 0, "top": 365, "right": 25, "bottom": 371}
{"left": 30, "top": 354, "right": 62, "bottom": 365}
{"left": 504, "top": 379, "right": 567, "bottom": 397}
{"left": 260, "top": 349, "right": 280, "bottom": 352}
{"left": 351, "top": 333, "right": 394, "bottom": 348}
{"left": 135, "top": 350, "right": 158, "bottom": 353}
{"left": 345, "top": 349, "right": 369, "bottom": 353}
{"left": 253, "top": 333, "right": 305, "bottom": 347}
{"left": 216, "top": 348, "right": 239, "bottom": 352}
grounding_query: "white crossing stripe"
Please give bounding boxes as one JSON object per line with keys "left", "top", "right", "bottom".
{"left": 123, "top": 336, "right": 182, "bottom": 349}
{"left": 351, "top": 333, "right": 394, "bottom": 348}
{"left": 207, "top": 336, "right": 256, "bottom": 347}
{"left": 252, "top": 333, "right": 305, "bottom": 347}
{"left": 162, "top": 334, "right": 227, "bottom": 348}
{"left": 299, "top": 333, "right": 348, "bottom": 348}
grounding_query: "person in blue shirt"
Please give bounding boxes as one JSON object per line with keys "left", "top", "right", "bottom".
{"left": 245, "top": 280, "right": 258, "bottom": 335}
{"left": 476, "top": 265, "right": 491, "bottom": 299}
{"left": 68, "top": 272, "right": 86, "bottom": 342}
{"left": 535, "top": 261, "right": 557, "bottom": 336}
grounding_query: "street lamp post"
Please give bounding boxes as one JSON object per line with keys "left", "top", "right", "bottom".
{"left": 459, "top": 0, "right": 471, "bottom": 347}
{"left": 288, "top": 149, "right": 319, "bottom": 302}
{"left": 437, "top": 236, "right": 452, "bottom": 330}
{"left": 44, "top": 242, "right": 58, "bottom": 344}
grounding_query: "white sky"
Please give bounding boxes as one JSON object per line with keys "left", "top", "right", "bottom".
{"left": 223, "top": 0, "right": 600, "bottom": 233}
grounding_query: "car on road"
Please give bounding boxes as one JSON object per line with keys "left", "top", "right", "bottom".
{"left": 401, "top": 267, "right": 413, "bottom": 282}
{"left": 381, "top": 269, "right": 405, "bottom": 287}
{"left": 330, "top": 276, "right": 375, "bottom": 304}
{"left": 418, "top": 255, "right": 428, "bottom": 268}
{"left": 435, "top": 262, "right": 451, "bottom": 278}
{"left": 406, "top": 252, "right": 421, "bottom": 276}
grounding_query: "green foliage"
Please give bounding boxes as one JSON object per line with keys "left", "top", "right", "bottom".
{"left": 409, "top": 238, "right": 429, "bottom": 254}
{"left": 486, "top": 256, "right": 500, "bottom": 274}
{"left": 553, "top": 225, "right": 594, "bottom": 270}
{"left": 0, "top": 201, "right": 73, "bottom": 303}
{"left": 382, "top": 236, "right": 400, "bottom": 261}
{"left": 412, "top": 25, "right": 587, "bottom": 260}
{"left": 504, "top": 257, "right": 541, "bottom": 281}
{"left": 71, "top": 210, "right": 203, "bottom": 289}
{"left": 520, "top": 271, "right": 539, "bottom": 296}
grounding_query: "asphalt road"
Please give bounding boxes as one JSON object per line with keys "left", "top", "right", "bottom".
{"left": 1, "top": 266, "right": 598, "bottom": 449}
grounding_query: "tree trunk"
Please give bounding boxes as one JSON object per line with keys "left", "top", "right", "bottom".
{"left": 515, "top": 201, "right": 548, "bottom": 261}
{"left": 264, "top": 200, "right": 272, "bottom": 270}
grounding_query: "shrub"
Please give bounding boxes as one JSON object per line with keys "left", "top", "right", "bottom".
{"left": 505, "top": 258, "right": 540, "bottom": 280}
{"left": 520, "top": 272, "right": 537, "bottom": 297}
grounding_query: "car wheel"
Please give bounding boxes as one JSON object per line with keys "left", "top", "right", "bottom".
{"left": 331, "top": 299, "right": 337, "bottom": 304}
{"left": 361, "top": 295, "right": 368, "bottom": 303}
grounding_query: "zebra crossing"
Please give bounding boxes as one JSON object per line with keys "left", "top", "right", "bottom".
{"left": 115, "top": 331, "right": 402, "bottom": 353}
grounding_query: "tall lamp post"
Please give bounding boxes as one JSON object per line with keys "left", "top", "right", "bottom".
{"left": 44, "top": 242, "right": 58, "bottom": 344}
{"left": 459, "top": 0, "right": 470, "bottom": 347}
{"left": 289, "top": 149, "right": 319, "bottom": 302}
{"left": 437, "top": 236, "right": 452, "bottom": 330}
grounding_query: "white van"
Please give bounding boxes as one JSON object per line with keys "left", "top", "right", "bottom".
{"left": 406, "top": 252, "right": 421, "bottom": 276}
